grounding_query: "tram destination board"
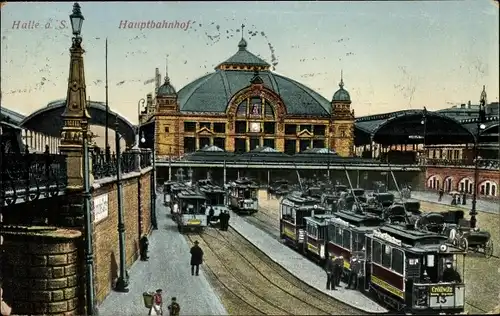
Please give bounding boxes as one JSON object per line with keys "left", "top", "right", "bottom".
{"left": 428, "top": 285, "right": 463, "bottom": 309}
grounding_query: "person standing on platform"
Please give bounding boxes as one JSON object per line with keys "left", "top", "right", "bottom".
{"left": 207, "top": 206, "right": 214, "bottom": 227}
{"left": 346, "top": 256, "right": 359, "bottom": 290}
{"left": 333, "top": 255, "right": 344, "bottom": 287}
{"left": 224, "top": 210, "right": 231, "bottom": 231}
{"left": 148, "top": 289, "right": 163, "bottom": 315}
{"left": 139, "top": 235, "right": 150, "bottom": 261}
{"left": 167, "top": 297, "right": 180, "bottom": 316}
{"left": 190, "top": 240, "right": 204, "bottom": 276}
{"left": 324, "top": 255, "right": 336, "bottom": 290}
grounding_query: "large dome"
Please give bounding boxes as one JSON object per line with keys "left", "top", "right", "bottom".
{"left": 176, "top": 41, "right": 331, "bottom": 116}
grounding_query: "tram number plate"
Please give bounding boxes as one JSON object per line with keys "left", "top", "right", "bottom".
{"left": 429, "top": 286, "right": 454, "bottom": 308}
{"left": 188, "top": 219, "right": 201, "bottom": 225}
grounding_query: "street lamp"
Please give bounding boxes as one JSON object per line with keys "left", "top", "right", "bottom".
{"left": 134, "top": 98, "right": 146, "bottom": 149}
{"left": 69, "top": 2, "right": 84, "bottom": 37}
{"left": 470, "top": 86, "right": 488, "bottom": 229}
{"left": 114, "top": 120, "right": 130, "bottom": 292}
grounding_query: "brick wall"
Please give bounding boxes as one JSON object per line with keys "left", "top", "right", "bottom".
{"left": 91, "top": 168, "right": 152, "bottom": 304}
{"left": 0, "top": 227, "right": 83, "bottom": 315}
{"left": 425, "top": 166, "right": 499, "bottom": 199}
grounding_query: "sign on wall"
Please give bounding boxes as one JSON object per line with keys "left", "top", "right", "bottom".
{"left": 93, "top": 194, "right": 109, "bottom": 224}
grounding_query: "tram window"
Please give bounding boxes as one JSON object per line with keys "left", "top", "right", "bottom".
{"left": 342, "top": 230, "right": 351, "bottom": 250}
{"left": 353, "top": 232, "right": 364, "bottom": 251}
{"left": 372, "top": 240, "right": 382, "bottom": 264}
{"left": 327, "top": 225, "right": 335, "bottom": 241}
{"left": 382, "top": 244, "right": 392, "bottom": 268}
{"left": 319, "top": 227, "right": 325, "bottom": 240}
{"left": 392, "top": 248, "right": 404, "bottom": 274}
{"left": 335, "top": 227, "right": 343, "bottom": 245}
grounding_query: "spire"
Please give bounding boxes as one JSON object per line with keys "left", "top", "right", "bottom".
{"left": 238, "top": 24, "right": 247, "bottom": 51}
{"left": 480, "top": 85, "right": 487, "bottom": 106}
{"left": 339, "top": 70, "right": 344, "bottom": 89}
{"left": 164, "top": 54, "right": 170, "bottom": 85}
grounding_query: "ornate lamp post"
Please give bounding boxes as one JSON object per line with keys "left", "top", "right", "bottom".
{"left": 134, "top": 98, "right": 146, "bottom": 149}
{"left": 114, "top": 119, "right": 130, "bottom": 292}
{"left": 60, "top": 3, "right": 97, "bottom": 315}
{"left": 470, "top": 86, "right": 487, "bottom": 229}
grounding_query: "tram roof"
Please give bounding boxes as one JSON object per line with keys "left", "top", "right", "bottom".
{"left": 199, "top": 184, "right": 225, "bottom": 194}
{"left": 177, "top": 188, "right": 207, "bottom": 199}
{"left": 306, "top": 214, "right": 336, "bottom": 225}
{"left": 283, "top": 192, "right": 321, "bottom": 205}
{"left": 333, "top": 210, "right": 386, "bottom": 227}
{"left": 379, "top": 224, "right": 447, "bottom": 245}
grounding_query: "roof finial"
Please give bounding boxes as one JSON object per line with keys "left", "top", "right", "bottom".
{"left": 480, "top": 85, "right": 487, "bottom": 107}
{"left": 164, "top": 54, "right": 170, "bottom": 84}
{"left": 241, "top": 24, "right": 245, "bottom": 39}
{"left": 339, "top": 70, "right": 344, "bottom": 89}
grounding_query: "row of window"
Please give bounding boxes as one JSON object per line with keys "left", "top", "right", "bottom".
{"left": 183, "top": 137, "right": 326, "bottom": 154}
{"left": 184, "top": 122, "right": 226, "bottom": 133}
{"left": 429, "top": 148, "right": 461, "bottom": 160}
{"left": 372, "top": 239, "right": 404, "bottom": 275}
{"left": 327, "top": 225, "right": 366, "bottom": 252}
{"left": 181, "top": 121, "right": 328, "bottom": 136}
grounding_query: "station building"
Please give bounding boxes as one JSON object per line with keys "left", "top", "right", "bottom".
{"left": 139, "top": 37, "right": 355, "bottom": 157}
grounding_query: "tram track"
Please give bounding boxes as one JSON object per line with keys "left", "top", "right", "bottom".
{"left": 186, "top": 227, "right": 361, "bottom": 315}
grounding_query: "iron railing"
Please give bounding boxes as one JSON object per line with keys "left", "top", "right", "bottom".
{"left": 91, "top": 150, "right": 152, "bottom": 180}
{"left": 419, "top": 158, "right": 499, "bottom": 170}
{"left": 1, "top": 150, "right": 68, "bottom": 207}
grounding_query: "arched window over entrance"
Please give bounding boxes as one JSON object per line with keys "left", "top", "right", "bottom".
{"left": 479, "top": 180, "right": 498, "bottom": 197}
{"left": 233, "top": 97, "right": 277, "bottom": 152}
{"left": 427, "top": 175, "right": 441, "bottom": 190}
{"left": 444, "top": 177, "right": 454, "bottom": 192}
{"left": 458, "top": 177, "right": 474, "bottom": 194}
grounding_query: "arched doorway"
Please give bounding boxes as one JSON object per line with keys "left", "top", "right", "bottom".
{"left": 444, "top": 176, "right": 454, "bottom": 192}
{"left": 479, "top": 180, "right": 498, "bottom": 197}
{"left": 458, "top": 177, "right": 474, "bottom": 194}
{"left": 427, "top": 175, "right": 441, "bottom": 190}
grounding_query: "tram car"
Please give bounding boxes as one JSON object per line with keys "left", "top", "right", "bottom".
{"left": 279, "top": 191, "right": 328, "bottom": 250}
{"left": 228, "top": 177, "right": 259, "bottom": 214}
{"left": 364, "top": 225, "right": 466, "bottom": 314}
{"left": 164, "top": 182, "right": 189, "bottom": 215}
{"left": 198, "top": 180, "right": 229, "bottom": 225}
{"left": 325, "top": 211, "right": 387, "bottom": 273}
{"left": 304, "top": 214, "right": 336, "bottom": 263}
{"left": 268, "top": 179, "right": 290, "bottom": 198}
{"left": 371, "top": 192, "right": 395, "bottom": 208}
{"left": 175, "top": 188, "right": 208, "bottom": 232}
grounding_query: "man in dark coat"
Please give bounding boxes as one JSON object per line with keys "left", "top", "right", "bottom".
{"left": 461, "top": 191, "right": 467, "bottom": 205}
{"left": 324, "top": 255, "right": 336, "bottom": 290}
{"left": 346, "top": 256, "right": 360, "bottom": 289}
{"left": 442, "top": 260, "right": 462, "bottom": 283}
{"left": 220, "top": 210, "right": 230, "bottom": 231}
{"left": 333, "top": 255, "right": 344, "bottom": 287}
{"left": 207, "top": 206, "right": 214, "bottom": 226}
{"left": 139, "top": 235, "right": 150, "bottom": 261}
{"left": 190, "top": 240, "right": 204, "bottom": 276}
{"left": 438, "top": 188, "right": 444, "bottom": 201}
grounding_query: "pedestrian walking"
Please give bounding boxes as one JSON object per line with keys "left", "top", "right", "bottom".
{"left": 148, "top": 289, "right": 163, "bottom": 315}
{"left": 167, "top": 297, "right": 180, "bottom": 316}
{"left": 346, "top": 256, "right": 359, "bottom": 290}
{"left": 220, "top": 210, "right": 230, "bottom": 231}
{"left": 190, "top": 240, "right": 204, "bottom": 276}
{"left": 451, "top": 194, "right": 457, "bottom": 206}
{"left": 1, "top": 284, "right": 12, "bottom": 316}
{"left": 333, "top": 255, "right": 344, "bottom": 286}
{"left": 461, "top": 191, "right": 467, "bottom": 205}
{"left": 438, "top": 188, "right": 444, "bottom": 202}
{"left": 324, "top": 255, "right": 336, "bottom": 290}
{"left": 139, "top": 235, "right": 150, "bottom": 261}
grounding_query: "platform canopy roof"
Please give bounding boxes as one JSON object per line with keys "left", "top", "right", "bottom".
{"left": 354, "top": 109, "right": 475, "bottom": 146}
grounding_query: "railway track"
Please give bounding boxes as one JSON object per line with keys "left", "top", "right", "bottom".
{"left": 186, "top": 227, "right": 361, "bottom": 315}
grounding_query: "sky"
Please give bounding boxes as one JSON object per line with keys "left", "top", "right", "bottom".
{"left": 1, "top": 1, "right": 499, "bottom": 125}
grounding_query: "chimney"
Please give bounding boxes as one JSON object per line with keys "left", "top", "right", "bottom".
{"left": 460, "top": 104, "right": 466, "bottom": 109}
{"left": 147, "top": 93, "right": 153, "bottom": 109}
{"left": 155, "top": 68, "right": 161, "bottom": 93}
{"left": 467, "top": 100, "right": 471, "bottom": 108}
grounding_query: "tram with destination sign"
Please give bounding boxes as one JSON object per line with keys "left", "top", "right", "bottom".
{"left": 280, "top": 191, "right": 328, "bottom": 250}
{"left": 228, "top": 177, "right": 259, "bottom": 214}
{"left": 365, "top": 225, "right": 466, "bottom": 314}
{"left": 175, "top": 188, "right": 208, "bottom": 232}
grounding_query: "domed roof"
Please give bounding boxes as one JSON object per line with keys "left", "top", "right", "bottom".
{"left": 176, "top": 40, "right": 331, "bottom": 116}
{"left": 157, "top": 75, "right": 176, "bottom": 96}
{"left": 332, "top": 77, "right": 351, "bottom": 102}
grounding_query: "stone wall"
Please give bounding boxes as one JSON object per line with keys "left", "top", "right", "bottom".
{"left": 0, "top": 227, "right": 83, "bottom": 315}
{"left": 91, "top": 168, "right": 152, "bottom": 304}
